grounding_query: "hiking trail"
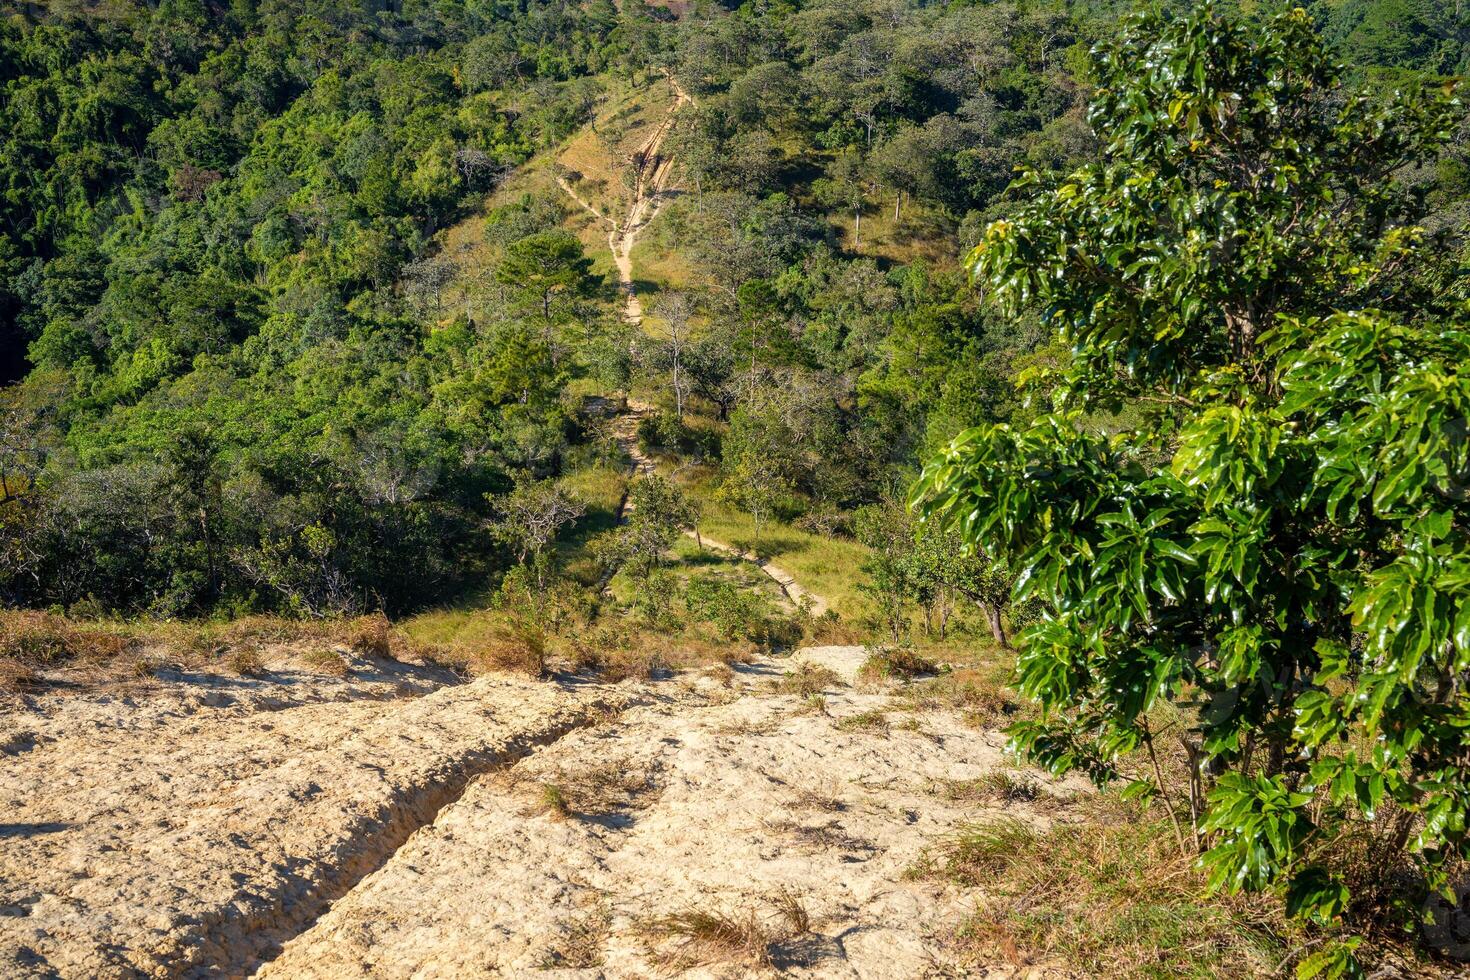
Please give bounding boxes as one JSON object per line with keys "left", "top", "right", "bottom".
{"left": 557, "top": 77, "right": 691, "bottom": 326}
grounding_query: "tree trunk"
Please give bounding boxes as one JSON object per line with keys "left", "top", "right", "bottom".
{"left": 983, "top": 601, "right": 1011, "bottom": 650}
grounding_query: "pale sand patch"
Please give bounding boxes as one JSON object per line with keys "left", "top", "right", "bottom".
{"left": 0, "top": 671, "right": 632, "bottom": 977}
{"left": 789, "top": 645, "right": 871, "bottom": 685}
{"left": 258, "top": 662, "right": 1070, "bottom": 979}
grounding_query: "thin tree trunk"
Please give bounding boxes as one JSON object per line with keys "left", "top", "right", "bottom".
{"left": 983, "top": 601, "right": 1011, "bottom": 650}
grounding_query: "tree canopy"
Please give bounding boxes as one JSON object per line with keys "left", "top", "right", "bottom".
{"left": 916, "top": 5, "right": 1470, "bottom": 969}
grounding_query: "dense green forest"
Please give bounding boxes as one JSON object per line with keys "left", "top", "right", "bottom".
{"left": 5, "top": 0, "right": 1470, "bottom": 973}
{"left": 4, "top": 0, "right": 1468, "bottom": 618}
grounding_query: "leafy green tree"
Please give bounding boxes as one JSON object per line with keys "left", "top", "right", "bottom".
{"left": 495, "top": 230, "right": 600, "bottom": 324}
{"left": 911, "top": 523, "right": 1017, "bottom": 650}
{"left": 915, "top": 5, "right": 1466, "bottom": 964}
{"left": 615, "top": 474, "right": 698, "bottom": 577}
{"left": 719, "top": 401, "right": 798, "bottom": 545}
{"left": 488, "top": 475, "right": 586, "bottom": 587}
{"left": 855, "top": 497, "right": 920, "bottom": 645}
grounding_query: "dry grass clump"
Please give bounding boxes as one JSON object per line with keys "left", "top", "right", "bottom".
{"left": 0, "top": 610, "right": 133, "bottom": 669}
{"left": 766, "top": 816, "right": 877, "bottom": 855}
{"left": 300, "top": 648, "right": 351, "bottom": 677}
{"left": 803, "top": 611, "right": 866, "bottom": 645}
{"left": 343, "top": 613, "right": 391, "bottom": 657}
{"left": 559, "top": 622, "right": 750, "bottom": 680}
{"left": 0, "top": 609, "right": 437, "bottom": 690}
{"left": 594, "top": 648, "right": 671, "bottom": 682}
{"left": 835, "top": 709, "right": 889, "bottom": 734}
{"left": 409, "top": 643, "right": 471, "bottom": 675}
{"left": 225, "top": 647, "right": 267, "bottom": 677}
{"left": 642, "top": 907, "right": 774, "bottom": 969}
{"left": 206, "top": 614, "right": 407, "bottom": 661}
{"left": 790, "top": 785, "right": 846, "bottom": 812}
{"left": 539, "top": 898, "right": 612, "bottom": 969}
{"left": 776, "top": 662, "right": 841, "bottom": 697}
{"left": 515, "top": 755, "right": 659, "bottom": 821}
{"left": 941, "top": 770, "right": 1043, "bottom": 805}
{"left": 794, "top": 692, "right": 827, "bottom": 715}
{"left": 128, "top": 653, "right": 160, "bottom": 679}
{"left": 470, "top": 631, "right": 547, "bottom": 678}
{"left": 856, "top": 646, "right": 937, "bottom": 685}
{"left": 770, "top": 886, "right": 811, "bottom": 935}
{"left": 0, "top": 656, "right": 38, "bottom": 693}
{"left": 702, "top": 662, "right": 736, "bottom": 686}
{"left": 919, "top": 802, "right": 1290, "bottom": 977}
{"left": 896, "top": 665, "right": 1027, "bottom": 728}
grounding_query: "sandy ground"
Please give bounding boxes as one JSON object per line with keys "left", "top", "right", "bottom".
{"left": 0, "top": 660, "right": 632, "bottom": 978}
{"left": 1, "top": 648, "right": 1072, "bottom": 978}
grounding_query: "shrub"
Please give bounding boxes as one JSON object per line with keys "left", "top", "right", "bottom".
{"left": 300, "top": 649, "right": 351, "bottom": 677}
{"left": 471, "top": 629, "right": 547, "bottom": 678}
{"left": 226, "top": 647, "right": 267, "bottom": 677}
{"left": 0, "top": 657, "right": 37, "bottom": 693}
{"left": 856, "top": 646, "right": 937, "bottom": 684}
{"left": 835, "top": 709, "right": 889, "bottom": 734}
{"left": 777, "top": 662, "right": 841, "bottom": 697}
{"left": 346, "top": 614, "right": 392, "bottom": 658}
{"left": 684, "top": 574, "right": 800, "bottom": 647}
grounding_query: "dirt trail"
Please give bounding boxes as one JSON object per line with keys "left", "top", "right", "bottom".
{"left": 1, "top": 647, "right": 1078, "bottom": 977}
{"left": 558, "top": 78, "right": 691, "bottom": 325}
{"left": 258, "top": 648, "right": 1072, "bottom": 978}
{"left": 0, "top": 667, "right": 632, "bottom": 977}
{"left": 613, "top": 399, "right": 830, "bottom": 616}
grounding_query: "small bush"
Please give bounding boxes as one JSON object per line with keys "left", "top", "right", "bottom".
{"left": 0, "top": 657, "right": 38, "bottom": 693}
{"left": 796, "top": 693, "right": 827, "bottom": 715}
{"left": 301, "top": 649, "right": 351, "bottom": 677}
{"left": 226, "top": 647, "right": 267, "bottom": 677}
{"left": 777, "top": 662, "right": 841, "bottom": 697}
{"left": 943, "top": 771, "right": 1042, "bottom": 805}
{"left": 857, "top": 647, "right": 937, "bottom": 684}
{"left": 346, "top": 613, "right": 392, "bottom": 658}
{"left": 702, "top": 662, "right": 736, "bottom": 686}
{"left": 472, "top": 630, "right": 547, "bottom": 678}
{"left": 835, "top": 709, "right": 889, "bottom": 734}
{"left": 596, "top": 648, "right": 670, "bottom": 682}
{"left": 538, "top": 783, "right": 572, "bottom": 820}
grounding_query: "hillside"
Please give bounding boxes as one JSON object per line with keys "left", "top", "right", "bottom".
{"left": 4, "top": 0, "right": 1470, "bottom": 977}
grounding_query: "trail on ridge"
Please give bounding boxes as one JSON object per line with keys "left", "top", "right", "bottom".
{"left": 613, "top": 399, "right": 831, "bottom": 617}
{"left": 557, "top": 78, "right": 691, "bottom": 325}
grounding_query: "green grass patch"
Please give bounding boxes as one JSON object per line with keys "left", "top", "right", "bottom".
{"left": 676, "top": 477, "right": 872, "bottom": 622}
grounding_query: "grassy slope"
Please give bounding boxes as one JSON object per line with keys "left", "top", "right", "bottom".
{"left": 420, "top": 69, "right": 971, "bottom": 638}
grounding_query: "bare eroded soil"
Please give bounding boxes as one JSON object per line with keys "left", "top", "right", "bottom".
{"left": 1, "top": 648, "right": 1072, "bottom": 978}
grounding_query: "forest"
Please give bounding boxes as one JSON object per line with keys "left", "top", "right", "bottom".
{"left": 3, "top": 0, "right": 1470, "bottom": 976}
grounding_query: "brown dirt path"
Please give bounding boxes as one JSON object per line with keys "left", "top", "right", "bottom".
{"left": 557, "top": 78, "right": 691, "bottom": 325}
